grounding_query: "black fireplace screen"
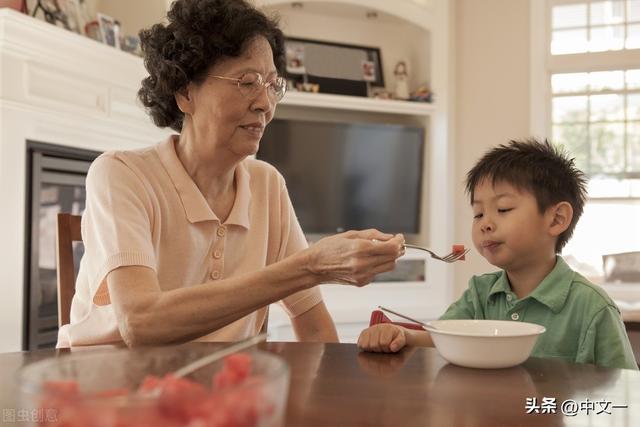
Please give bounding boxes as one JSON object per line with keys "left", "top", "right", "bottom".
{"left": 25, "top": 142, "right": 100, "bottom": 350}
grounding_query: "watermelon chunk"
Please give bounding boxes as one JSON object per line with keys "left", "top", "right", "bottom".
{"left": 43, "top": 380, "right": 79, "bottom": 396}
{"left": 36, "top": 352, "right": 274, "bottom": 427}
{"left": 452, "top": 244, "right": 466, "bottom": 260}
{"left": 91, "top": 387, "right": 130, "bottom": 399}
{"left": 138, "top": 375, "right": 163, "bottom": 393}
{"left": 213, "top": 352, "right": 253, "bottom": 391}
{"left": 224, "top": 353, "right": 252, "bottom": 378}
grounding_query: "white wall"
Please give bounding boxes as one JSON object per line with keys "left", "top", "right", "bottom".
{"left": 25, "top": 0, "right": 165, "bottom": 38}
{"left": 452, "top": 0, "right": 531, "bottom": 297}
{"left": 97, "top": 0, "right": 166, "bottom": 36}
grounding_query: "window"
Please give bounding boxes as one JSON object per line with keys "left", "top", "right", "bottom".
{"left": 551, "top": 0, "right": 640, "bottom": 54}
{"left": 552, "top": 69, "right": 640, "bottom": 189}
{"left": 537, "top": 0, "right": 640, "bottom": 281}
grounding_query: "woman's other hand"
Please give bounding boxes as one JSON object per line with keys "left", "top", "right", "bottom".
{"left": 304, "top": 229, "right": 404, "bottom": 287}
{"left": 357, "top": 324, "right": 407, "bottom": 353}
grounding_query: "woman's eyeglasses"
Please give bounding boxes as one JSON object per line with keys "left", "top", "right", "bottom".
{"left": 211, "top": 72, "right": 287, "bottom": 103}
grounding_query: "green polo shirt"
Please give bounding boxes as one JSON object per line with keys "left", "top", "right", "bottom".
{"left": 440, "top": 257, "right": 638, "bottom": 370}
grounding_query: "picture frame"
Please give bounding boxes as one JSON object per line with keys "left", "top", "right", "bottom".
{"left": 57, "top": 0, "right": 82, "bottom": 34}
{"left": 84, "top": 19, "right": 100, "bottom": 42}
{"left": 97, "top": 12, "right": 119, "bottom": 49}
{"left": 361, "top": 60, "right": 376, "bottom": 82}
{"left": 29, "top": 0, "right": 69, "bottom": 29}
{"left": 284, "top": 37, "right": 385, "bottom": 88}
{"left": 120, "top": 35, "right": 142, "bottom": 56}
{"left": 285, "top": 44, "right": 306, "bottom": 75}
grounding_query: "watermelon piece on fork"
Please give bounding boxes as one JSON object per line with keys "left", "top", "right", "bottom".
{"left": 452, "top": 244, "right": 466, "bottom": 261}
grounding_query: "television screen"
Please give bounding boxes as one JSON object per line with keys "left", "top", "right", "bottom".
{"left": 257, "top": 119, "right": 424, "bottom": 234}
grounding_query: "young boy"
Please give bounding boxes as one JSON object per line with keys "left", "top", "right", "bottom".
{"left": 358, "top": 139, "right": 638, "bottom": 370}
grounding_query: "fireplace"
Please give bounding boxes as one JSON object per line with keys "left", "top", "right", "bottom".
{"left": 24, "top": 142, "right": 100, "bottom": 349}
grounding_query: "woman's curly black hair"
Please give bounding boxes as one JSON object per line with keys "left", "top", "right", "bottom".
{"left": 137, "top": 0, "right": 285, "bottom": 132}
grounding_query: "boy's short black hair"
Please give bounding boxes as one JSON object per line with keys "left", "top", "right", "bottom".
{"left": 465, "top": 139, "right": 588, "bottom": 253}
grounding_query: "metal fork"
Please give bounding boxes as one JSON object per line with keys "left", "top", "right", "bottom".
{"left": 403, "top": 244, "right": 470, "bottom": 263}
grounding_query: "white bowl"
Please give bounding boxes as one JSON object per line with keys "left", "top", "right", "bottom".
{"left": 425, "top": 319, "right": 546, "bottom": 369}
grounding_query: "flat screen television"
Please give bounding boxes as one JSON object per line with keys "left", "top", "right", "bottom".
{"left": 257, "top": 119, "right": 424, "bottom": 235}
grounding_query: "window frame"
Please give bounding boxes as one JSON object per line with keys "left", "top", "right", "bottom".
{"left": 531, "top": 0, "right": 640, "bottom": 200}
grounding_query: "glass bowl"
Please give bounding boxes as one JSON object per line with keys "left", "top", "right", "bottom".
{"left": 17, "top": 345, "right": 289, "bottom": 427}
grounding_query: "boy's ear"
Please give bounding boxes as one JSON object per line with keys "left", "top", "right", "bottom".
{"left": 547, "top": 201, "right": 574, "bottom": 237}
{"left": 175, "top": 84, "right": 195, "bottom": 115}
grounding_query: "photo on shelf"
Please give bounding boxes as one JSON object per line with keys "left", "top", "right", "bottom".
{"left": 285, "top": 43, "right": 306, "bottom": 75}
{"left": 29, "top": 0, "right": 70, "bottom": 30}
{"left": 120, "top": 35, "right": 141, "bottom": 56}
{"left": 57, "top": 0, "right": 82, "bottom": 34}
{"left": 283, "top": 37, "right": 384, "bottom": 98}
{"left": 84, "top": 19, "right": 100, "bottom": 42}
{"left": 361, "top": 60, "right": 376, "bottom": 82}
{"left": 97, "top": 12, "right": 119, "bottom": 48}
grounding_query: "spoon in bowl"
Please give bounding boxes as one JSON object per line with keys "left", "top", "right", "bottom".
{"left": 377, "top": 306, "right": 436, "bottom": 329}
{"left": 110, "top": 333, "right": 268, "bottom": 404}
{"left": 173, "top": 332, "right": 267, "bottom": 378}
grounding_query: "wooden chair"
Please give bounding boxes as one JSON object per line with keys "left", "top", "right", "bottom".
{"left": 55, "top": 213, "right": 82, "bottom": 327}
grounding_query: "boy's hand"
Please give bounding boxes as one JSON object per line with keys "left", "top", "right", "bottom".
{"left": 357, "top": 324, "right": 407, "bottom": 353}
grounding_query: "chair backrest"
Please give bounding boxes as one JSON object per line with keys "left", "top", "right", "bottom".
{"left": 56, "top": 213, "right": 82, "bottom": 327}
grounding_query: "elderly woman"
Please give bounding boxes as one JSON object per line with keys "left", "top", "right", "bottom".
{"left": 56, "top": 0, "right": 404, "bottom": 348}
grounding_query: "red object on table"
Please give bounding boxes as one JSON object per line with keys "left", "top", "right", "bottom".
{"left": 369, "top": 310, "right": 425, "bottom": 330}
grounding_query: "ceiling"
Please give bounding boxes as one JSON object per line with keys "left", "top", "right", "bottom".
{"left": 266, "top": 2, "right": 409, "bottom": 25}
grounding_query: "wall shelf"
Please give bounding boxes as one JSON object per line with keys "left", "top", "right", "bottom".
{"left": 281, "top": 91, "right": 435, "bottom": 116}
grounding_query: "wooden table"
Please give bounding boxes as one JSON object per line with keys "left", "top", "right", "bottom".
{"left": 1, "top": 342, "right": 639, "bottom": 426}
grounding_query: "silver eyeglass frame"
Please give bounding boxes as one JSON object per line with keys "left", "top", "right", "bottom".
{"left": 210, "top": 72, "right": 287, "bottom": 102}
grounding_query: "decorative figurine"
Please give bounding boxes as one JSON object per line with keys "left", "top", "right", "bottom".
{"left": 393, "top": 60, "right": 410, "bottom": 100}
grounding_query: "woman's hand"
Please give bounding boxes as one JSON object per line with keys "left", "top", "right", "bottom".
{"left": 303, "top": 229, "right": 404, "bottom": 287}
{"left": 357, "top": 324, "right": 407, "bottom": 353}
